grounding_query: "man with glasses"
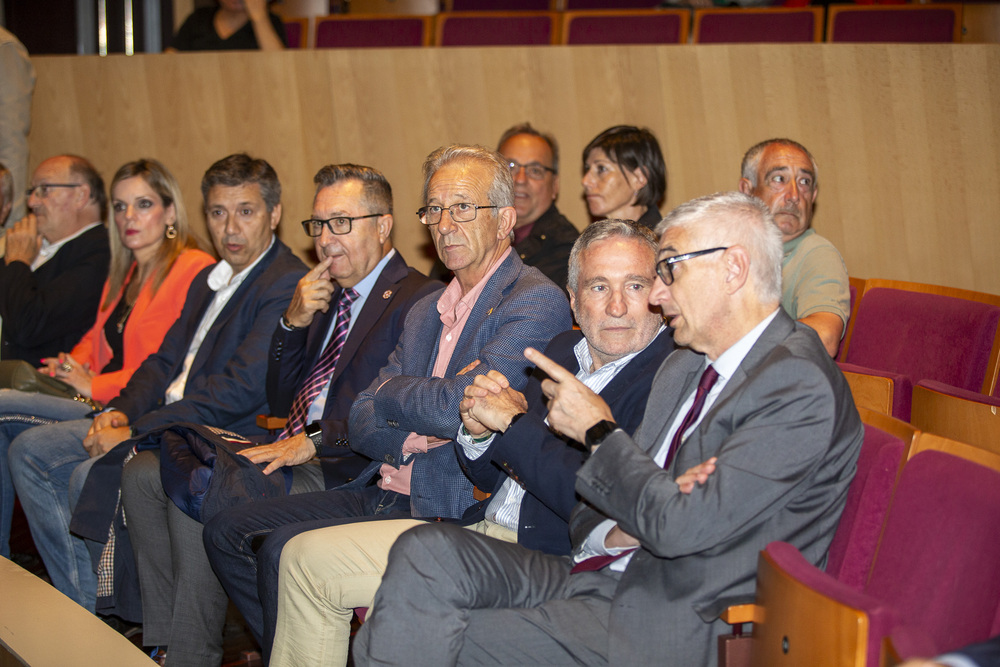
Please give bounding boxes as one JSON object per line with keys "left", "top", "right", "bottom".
{"left": 199, "top": 163, "right": 439, "bottom": 654}
{"left": 203, "top": 145, "right": 569, "bottom": 662}
{"left": 355, "top": 191, "right": 863, "bottom": 667}
{"left": 738, "top": 138, "right": 850, "bottom": 356}
{"left": 498, "top": 122, "right": 579, "bottom": 291}
{"left": 0, "top": 154, "right": 110, "bottom": 362}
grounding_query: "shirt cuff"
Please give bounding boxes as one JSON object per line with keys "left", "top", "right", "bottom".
{"left": 935, "top": 654, "right": 981, "bottom": 667}
{"left": 575, "top": 519, "right": 626, "bottom": 561}
{"left": 457, "top": 426, "right": 496, "bottom": 459}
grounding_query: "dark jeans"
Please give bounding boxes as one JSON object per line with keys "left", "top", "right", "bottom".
{"left": 202, "top": 483, "right": 410, "bottom": 660}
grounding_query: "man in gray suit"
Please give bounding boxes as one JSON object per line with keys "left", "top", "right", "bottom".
{"left": 354, "top": 191, "right": 863, "bottom": 666}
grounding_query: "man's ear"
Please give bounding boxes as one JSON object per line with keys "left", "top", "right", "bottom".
{"left": 738, "top": 179, "right": 754, "bottom": 196}
{"left": 378, "top": 214, "right": 393, "bottom": 244}
{"left": 722, "top": 245, "right": 751, "bottom": 295}
{"left": 269, "top": 203, "right": 282, "bottom": 230}
{"left": 497, "top": 206, "right": 517, "bottom": 240}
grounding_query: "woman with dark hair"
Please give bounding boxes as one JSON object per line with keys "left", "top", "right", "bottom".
{"left": 581, "top": 125, "right": 667, "bottom": 230}
{"left": 168, "top": 0, "right": 286, "bottom": 52}
{"left": 0, "top": 159, "right": 214, "bottom": 565}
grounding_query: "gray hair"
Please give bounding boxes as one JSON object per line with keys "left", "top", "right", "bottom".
{"left": 314, "top": 163, "right": 393, "bottom": 215}
{"left": 66, "top": 155, "right": 108, "bottom": 221}
{"left": 740, "top": 138, "right": 818, "bottom": 189}
{"left": 567, "top": 218, "right": 658, "bottom": 293}
{"left": 496, "top": 122, "right": 560, "bottom": 174}
{"left": 421, "top": 144, "right": 515, "bottom": 210}
{"left": 657, "top": 192, "right": 782, "bottom": 304}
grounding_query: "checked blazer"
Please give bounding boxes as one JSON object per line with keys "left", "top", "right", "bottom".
{"left": 348, "top": 251, "right": 571, "bottom": 520}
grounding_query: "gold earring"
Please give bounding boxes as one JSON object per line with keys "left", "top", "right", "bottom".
{"left": 165, "top": 223, "right": 177, "bottom": 239}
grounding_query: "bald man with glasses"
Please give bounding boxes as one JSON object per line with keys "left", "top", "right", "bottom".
{"left": 0, "top": 154, "right": 109, "bottom": 361}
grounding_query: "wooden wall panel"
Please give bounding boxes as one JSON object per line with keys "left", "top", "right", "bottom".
{"left": 26, "top": 44, "right": 1000, "bottom": 294}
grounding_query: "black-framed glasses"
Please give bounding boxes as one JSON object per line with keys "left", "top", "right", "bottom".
{"left": 25, "top": 183, "right": 82, "bottom": 198}
{"left": 655, "top": 247, "right": 729, "bottom": 286}
{"left": 506, "top": 160, "right": 556, "bottom": 181}
{"left": 301, "top": 213, "right": 385, "bottom": 237}
{"left": 417, "top": 203, "right": 497, "bottom": 226}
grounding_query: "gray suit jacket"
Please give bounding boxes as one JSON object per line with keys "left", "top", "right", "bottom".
{"left": 572, "top": 310, "right": 863, "bottom": 666}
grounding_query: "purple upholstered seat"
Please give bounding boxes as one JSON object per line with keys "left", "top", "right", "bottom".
{"left": 827, "top": 5, "right": 962, "bottom": 43}
{"left": 563, "top": 0, "right": 660, "bottom": 8}
{"left": 823, "top": 420, "right": 907, "bottom": 591}
{"left": 562, "top": 9, "right": 688, "bottom": 45}
{"left": 757, "top": 448, "right": 1000, "bottom": 665}
{"left": 284, "top": 19, "right": 307, "bottom": 49}
{"left": 315, "top": 15, "right": 431, "bottom": 48}
{"left": 449, "top": 0, "right": 552, "bottom": 10}
{"left": 693, "top": 8, "right": 822, "bottom": 44}
{"left": 437, "top": 12, "right": 557, "bottom": 46}
{"left": 841, "top": 284, "right": 1000, "bottom": 420}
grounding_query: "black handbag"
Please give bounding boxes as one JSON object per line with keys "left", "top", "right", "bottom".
{"left": 0, "top": 360, "right": 102, "bottom": 411}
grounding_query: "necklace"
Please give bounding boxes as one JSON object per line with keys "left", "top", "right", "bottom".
{"left": 116, "top": 299, "right": 136, "bottom": 333}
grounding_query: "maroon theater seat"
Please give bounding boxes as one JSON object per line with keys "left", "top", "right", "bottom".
{"left": 562, "top": 9, "right": 689, "bottom": 46}
{"left": 692, "top": 7, "right": 823, "bottom": 44}
{"left": 436, "top": 11, "right": 557, "bottom": 46}
{"left": 315, "top": 15, "right": 432, "bottom": 48}
{"left": 827, "top": 5, "right": 963, "bottom": 43}
{"left": 284, "top": 18, "right": 309, "bottom": 48}
{"left": 448, "top": 0, "right": 553, "bottom": 10}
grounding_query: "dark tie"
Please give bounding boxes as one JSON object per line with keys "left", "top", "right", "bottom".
{"left": 571, "top": 364, "right": 719, "bottom": 575}
{"left": 664, "top": 364, "right": 720, "bottom": 470}
{"left": 279, "top": 288, "right": 359, "bottom": 439}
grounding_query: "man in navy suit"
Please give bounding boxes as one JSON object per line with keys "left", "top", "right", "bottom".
{"left": 0, "top": 154, "right": 109, "bottom": 362}
{"left": 7, "top": 154, "right": 305, "bottom": 625}
{"left": 191, "top": 163, "right": 439, "bottom": 659}
{"left": 205, "top": 144, "right": 570, "bottom": 663}
{"left": 901, "top": 636, "right": 1000, "bottom": 667}
{"left": 266, "top": 219, "right": 673, "bottom": 666}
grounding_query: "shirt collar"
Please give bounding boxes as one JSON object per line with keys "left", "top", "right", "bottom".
{"left": 32, "top": 222, "right": 102, "bottom": 270}
{"left": 207, "top": 235, "right": 275, "bottom": 291}
{"left": 709, "top": 308, "right": 780, "bottom": 383}
{"left": 574, "top": 324, "right": 667, "bottom": 377}
{"left": 350, "top": 248, "right": 395, "bottom": 302}
{"left": 782, "top": 228, "right": 815, "bottom": 258}
{"left": 437, "top": 246, "right": 512, "bottom": 325}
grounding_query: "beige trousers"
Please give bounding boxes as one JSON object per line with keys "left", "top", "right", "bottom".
{"left": 270, "top": 519, "right": 518, "bottom": 667}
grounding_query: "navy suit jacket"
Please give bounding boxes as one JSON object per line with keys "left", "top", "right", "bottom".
{"left": 107, "top": 240, "right": 306, "bottom": 437}
{"left": 457, "top": 328, "right": 674, "bottom": 555}
{"left": 0, "top": 224, "right": 109, "bottom": 361}
{"left": 348, "top": 251, "right": 571, "bottom": 520}
{"left": 266, "top": 251, "right": 441, "bottom": 488}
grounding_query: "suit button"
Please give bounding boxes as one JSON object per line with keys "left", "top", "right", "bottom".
{"left": 384, "top": 454, "right": 394, "bottom": 463}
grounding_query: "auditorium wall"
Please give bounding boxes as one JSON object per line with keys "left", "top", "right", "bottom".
{"left": 27, "top": 44, "right": 1000, "bottom": 294}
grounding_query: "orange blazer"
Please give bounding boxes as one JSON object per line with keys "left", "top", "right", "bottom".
{"left": 71, "top": 248, "right": 216, "bottom": 404}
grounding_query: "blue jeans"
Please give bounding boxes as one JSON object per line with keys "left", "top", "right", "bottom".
{"left": 7, "top": 404, "right": 98, "bottom": 611}
{"left": 203, "top": 484, "right": 411, "bottom": 660}
{"left": 0, "top": 389, "right": 93, "bottom": 559}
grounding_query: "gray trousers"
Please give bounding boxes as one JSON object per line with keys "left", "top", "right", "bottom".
{"left": 353, "top": 522, "right": 618, "bottom": 666}
{"left": 121, "top": 450, "right": 323, "bottom": 667}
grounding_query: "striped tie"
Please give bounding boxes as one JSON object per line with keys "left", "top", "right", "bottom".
{"left": 279, "top": 288, "right": 359, "bottom": 439}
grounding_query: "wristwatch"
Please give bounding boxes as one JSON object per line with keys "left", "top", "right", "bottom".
{"left": 304, "top": 421, "right": 323, "bottom": 455}
{"left": 585, "top": 420, "right": 618, "bottom": 449}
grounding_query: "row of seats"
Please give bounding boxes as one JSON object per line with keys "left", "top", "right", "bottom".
{"left": 719, "top": 407, "right": 1000, "bottom": 666}
{"left": 281, "top": 5, "right": 964, "bottom": 49}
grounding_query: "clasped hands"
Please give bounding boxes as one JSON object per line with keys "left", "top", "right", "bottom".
{"left": 39, "top": 353, "right": 96, "bottom": 397}
{"left": 5, "top": 214, "right": 42, "bottom": 266}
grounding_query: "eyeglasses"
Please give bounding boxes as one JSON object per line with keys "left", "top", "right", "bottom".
{"left": 25, "top": 183, "right": 82, "bottom": 198}
{"left": 506, "top": 160, "right": 556, "bottom": 181}
{"left": 300, "top": 213, "right": 385, "bottom": 237}
{"left": 655, "top": 247, "right": 729, "bottom": 286}
{"left": 417, "top": 203, "right": 497, "bottom": 226}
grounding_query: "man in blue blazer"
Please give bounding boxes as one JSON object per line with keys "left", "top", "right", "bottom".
{"left": 902, "top": 636, "right": 1000, "bottom": 667}
{"left": 205, "top": 144, "right": 570, "bottom": 662}
{"left": 7, "top": 154, "right": 305, "bottom": 619}
{"left": 184, "top": 164, "right": 440, "bottom": 660}
{"left": 355, "top": 192, "right": 863, "bottom": 667}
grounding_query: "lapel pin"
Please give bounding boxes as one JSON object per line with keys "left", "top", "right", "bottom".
{"left": 383, "top": 290, "right": 392, "bottom": 299}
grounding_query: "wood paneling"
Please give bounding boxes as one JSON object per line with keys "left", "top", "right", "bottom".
{"left": 26, "top": 45, "right": 1000, "bottom": 293}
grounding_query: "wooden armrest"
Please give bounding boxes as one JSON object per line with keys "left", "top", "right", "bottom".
{"left": 720, "top": 603, "right": 763, "bottom": 625}
{"left": 257, "top": 415, "right": 288, "bottom": 431}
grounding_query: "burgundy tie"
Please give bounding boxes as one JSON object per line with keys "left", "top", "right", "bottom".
{"left": 663, "top": 365, "right": 720, "bottom": 471}
{"left": 571, "top": 365, "right": 719, "bottom": 575}
{"left": 279, "top": 288, "right": 358, "bottom": 439}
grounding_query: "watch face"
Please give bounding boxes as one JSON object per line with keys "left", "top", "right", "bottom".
{"left": 586, "top": 420, "right": 616, "bottom": 446}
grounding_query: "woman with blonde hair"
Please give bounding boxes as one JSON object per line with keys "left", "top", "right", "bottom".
{"left": 0, "top": 158, "right": 214, "bottom": 565}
